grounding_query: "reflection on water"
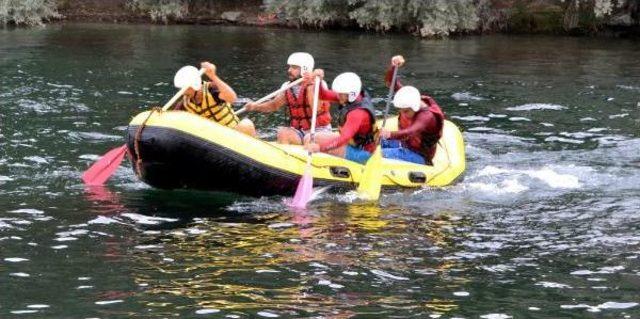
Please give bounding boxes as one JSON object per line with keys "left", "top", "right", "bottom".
{"left": 125, "top": 203, "right": 471, "bottom": 317}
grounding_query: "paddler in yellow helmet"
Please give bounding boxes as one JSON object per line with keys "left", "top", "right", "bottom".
{"left": 173, "top": 61, "right": 256, "bottom": 136}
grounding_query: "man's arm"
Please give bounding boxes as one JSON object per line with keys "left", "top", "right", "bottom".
{"left": 201, "top": 61, "right": 237, "bottom": 103}
{"left": 389, "top": 111, "right": 433, "bottom": 140}
{"left": 246, "top": 92, "right": 286, "bottom": 113}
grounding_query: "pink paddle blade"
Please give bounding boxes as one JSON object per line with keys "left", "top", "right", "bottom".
{"left": 288, "top": 168, "right": 313, "bottom": 209}
{"left": 82, "top": 145, "right": 128, "bottom": 186}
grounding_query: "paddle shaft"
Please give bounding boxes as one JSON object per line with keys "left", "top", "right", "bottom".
{"left": 307, "top": 76, "right": 321, "bottom": 158}
{"left": 234, "top": 77, "right": 304, "bottom": 116}
{"left": 161, "top": 68, "right": 206, "bottom": 111}
{"left": 380, "top": 66, "right": 399, "bottom": 130}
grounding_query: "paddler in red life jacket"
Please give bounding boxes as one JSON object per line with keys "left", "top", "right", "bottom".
{"left": 243, "top": 52, "right": 332, "bottom": 144}
{"left": 173, "top": 62, "right": 257, "bottom": 137}
{"left": 380, "top": 55, "right": 445, "bottom": 165}
{"left": 304, "top": 70, "right": 378, "bottom": 164}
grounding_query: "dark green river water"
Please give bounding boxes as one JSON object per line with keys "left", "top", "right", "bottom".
{"left": 1, "top": 23, "right": 639, "bottom": 318}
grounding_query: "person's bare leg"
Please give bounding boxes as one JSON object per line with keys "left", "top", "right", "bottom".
{"left": 235, "top": 118, "right": 257, "bottom": 137}
{"left": 277, "top": 127, "right": 303, "bottom": 144}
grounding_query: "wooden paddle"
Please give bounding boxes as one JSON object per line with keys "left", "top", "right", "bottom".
{"left": 356, "top": 66, "right": 399, "bottom": 201}
{"left": 81, "top": 67, "right": 204, "bottom": 186}
{"left": 288, "top": 76, "right": 321, "bottom": 208}
{"left": 234, "top": 77, "right": 304, "bottom": 116}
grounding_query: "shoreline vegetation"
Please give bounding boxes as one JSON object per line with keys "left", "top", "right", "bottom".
{"left": 1, "top": 0, "right": 638, "bottom": 37}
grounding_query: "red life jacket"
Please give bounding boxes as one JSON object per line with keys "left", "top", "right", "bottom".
{"left": 398, "top": 95, "right": 445, "bottom": 161}
{"left": 284, "top": 82, "right": 331, "bottom": 131}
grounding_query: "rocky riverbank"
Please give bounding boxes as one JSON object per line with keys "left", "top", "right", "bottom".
{"left": 3, "top": 0, "right": 639, "bottom": 37}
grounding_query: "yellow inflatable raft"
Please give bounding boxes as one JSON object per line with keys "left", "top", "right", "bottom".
{"left": 126, "top": 110, "right": 465, "bottom": 197}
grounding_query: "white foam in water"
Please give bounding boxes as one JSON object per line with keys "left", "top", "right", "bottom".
{"left": 9, "top": 208, "right": 45, "bottom": 215}
{"left": 23, "top": 156, "right": 49, "bottom": 164}
{"left": 121, "top": 213, "right": 178, "bottom": 225}
{"left": 451, "top": 115, "right": 490, "bottom": 122}
{"left": 135, "top": 244, "right": 164, "bottom": 250}
{"left": 467, "top": 179, "right": 529, "bottom": 194}
{"left": 117, "top": 91, "right": 134, "bottom": 95}
{"left": 480, "top": 314, "right": 512, "bottom": 319}
{"left": 268, "top": 222, "right": 294, "bottom": 230}
{"left": 255, "top": 269, "right": 280, "bottom": 273}
{"left": 561, "top": 302, "right": 637, "bottom": 312}
{"left": 4, "top": 257, "right": 29, "bottom": 262}
{"left": 257, "top": 311, "right": 280, "bottom": 318}
{"left": 451, "top": 92, "right": 485, "bottom": 101}
{"left": 453, "top": 291, "right": 470, "bottom": 296}
{"left": 475, "top": 165, "right": 582, "bottom": 189}
{"left": 508, "top": 117, "right": 531, "bottom": 122}
{"left": 560, "top": 132, "right": 598, "bottom": 139}
{"left": 88, "top": 216, "right": 121, "bottom": 225}
{"left": 617, "top": 84, "right": 640, "bottom": 91}
{"left": 186, "top": 227, "right": 206, "bottom": 235}
{"left": 196, "top": 309, "right": 220, "bottom": 315}
{"left": 371, "top": 269, "right": 409, "bottom": 281}
{"left": 488, "top": 113, "right": 508, "bottom": 118}
{"left": 95, "top": 300, "right": 123, "bottom": 305}
{"left": 0, "top": 176, "right": 14, "bottom": 182}
{"left": 26, "top": 304, "right": 49, "bottom": 309}
{"left": 10, "top": 272, "right": 30, "bottom": 277}
{"left": 598, "top": 302, "right": 638, "bottom": 309}
{"left": 545, "top": 136, "right": 585, "bottom": 144}
{"left": 535, "top": 281, "right": 572, "bottom": 289}
{"left": 506, "top": 103, "right": 567, "bottom": 111}
{"left": 571, "top": 266, "right": 624, "bottom": 276}
{"left": 609, "top": 113, "right": 629, "bottom": 119}
{"left": 76, "top": 132, "right": 122, "bottom": 141}
{"left": 526, "top": 168, "right": 581, "bottom": 188}
{"left": 79, "top": 154, "right": 101, "bottom": 161}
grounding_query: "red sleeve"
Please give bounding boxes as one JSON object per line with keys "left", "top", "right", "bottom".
{"left": 318, "top": 83, "right": 339, "bottom": 102}
{"left": 389, "top": 111, "right": 434, "bottom": 140}
{"left": 320, "top": 109, "right": 370, "bottom": 151}
{"left": 384, "top": 65, "right": 403, "bottom": 92}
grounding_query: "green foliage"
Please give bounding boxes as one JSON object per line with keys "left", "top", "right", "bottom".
{"left": 264, "top": 0, "right": 479, "bottom": 37}
{"left": 0, "top": 0, "right": 59, "bottom": 26}
{"left": 126, "top": 0, "right": 188, "bottom": 23}
{"left": 263, "top": 0, "right": 351, "bottom": 27}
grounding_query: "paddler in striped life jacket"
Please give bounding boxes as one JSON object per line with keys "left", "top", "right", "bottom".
{"left": 379, "top": 55, "right": 445, "bottom": 165}
{"left": 304, "top": 70, "right": 379, "bottom": 164}
{"left": 243, "top": 52, "right": 332, "bottom": 144}
{"left": 173, "top": 61, "right": 256, "bottom": 137}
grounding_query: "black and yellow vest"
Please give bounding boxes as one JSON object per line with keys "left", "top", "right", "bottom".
{"left": 182, "top": 82, "right": 239, "bottom": 127}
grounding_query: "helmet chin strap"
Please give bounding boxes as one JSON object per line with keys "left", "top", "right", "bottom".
{"left": 348, "top": 92, "right": 357, "bottom": 103}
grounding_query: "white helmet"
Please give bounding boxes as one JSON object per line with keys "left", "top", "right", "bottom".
{"left": 173, "top": 65, "right": 202, "bottom": 91}
{"left": 287, "top": 52, "right": 314, "bottom": 75}
{"left": 393, "top": 86, "right": 421, "bottom": 111}
{"left": 331, "top": 72, "right": 362, "bottom": 103}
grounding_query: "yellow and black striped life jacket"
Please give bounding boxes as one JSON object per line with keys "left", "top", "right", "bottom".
{"left": 182, "top": 82, "right": 239, "bottom": 127}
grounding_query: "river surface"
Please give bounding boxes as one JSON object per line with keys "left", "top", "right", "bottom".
{"left": 1, "top": 23, "right": 639, "bottom": 318}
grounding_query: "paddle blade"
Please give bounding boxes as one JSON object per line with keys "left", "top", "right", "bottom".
{"left": 81, "top": 145, "right": 127, "bottom": 186}
{"left": 289, "top": 167, "right": 314, "bottom": 209}
{"left": 357, "top": 146, "right": 383, "bottom": 201}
